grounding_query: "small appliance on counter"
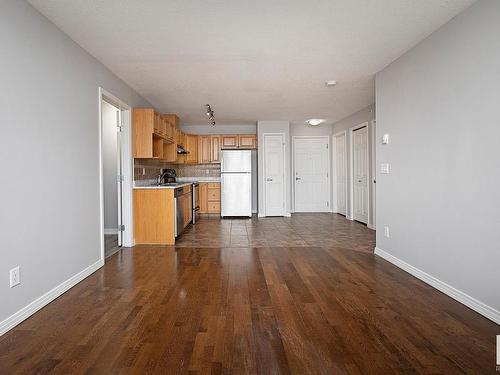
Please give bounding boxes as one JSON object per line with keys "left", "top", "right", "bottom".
{"left": 160, "top": 168, "right": 177, "bottom": 184}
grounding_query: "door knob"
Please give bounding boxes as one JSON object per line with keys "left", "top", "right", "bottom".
{"left": 266, "top": 178, "right": 273, "bottom": 182}
{"left": 296, "top": 177, "right": 301, "bottom": 180}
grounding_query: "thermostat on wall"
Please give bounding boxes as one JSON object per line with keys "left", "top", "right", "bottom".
{"left": 382, "top": 134, "right": 390, "bottom": 144}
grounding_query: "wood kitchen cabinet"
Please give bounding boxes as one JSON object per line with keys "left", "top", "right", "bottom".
{"left": 133, "top": 108, "right": 175, "bottom": 159}
{"left": 133, "top": 109, "right": 256, "bottom": 163}
{"left": 221, "top": 135, "right": 238, "bottom": 149}
{"left": 211, "top": 136, "right": 221, "bottom": 162}
{"left": 221, "top": 134, "right": 257, "bottom": 150}
{"left": 134, "top": 188, "right": 175, "bottom": 245}
{"left": 184, "top": 134, "right": 198, "bottom": 164}
{"left": 198, "top": 135, "right": 211, "bottom": 163}
{"left": 238, "top": 134, "right": 257, "bottom": 149}
{"left": 199, "top": 182, "right": 220, "bottom": 214}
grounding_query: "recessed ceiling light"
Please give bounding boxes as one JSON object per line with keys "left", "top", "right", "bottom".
{"left": 306, "top": 119, "right": 324, "bottom": 126}
{"left": 325, "top": 80, "right": 337, "bottom": 87}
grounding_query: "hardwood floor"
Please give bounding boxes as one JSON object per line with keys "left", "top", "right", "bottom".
{"left": 0, "top": 215, "right": 497, "bottom": 374}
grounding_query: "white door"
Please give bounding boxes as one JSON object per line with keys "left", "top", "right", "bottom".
{"left": 264, "top": 134, "right": 285, "bottom": 216}
{"left": 335, "top": 133, "right": 347, "bottom": 215}
{"left": 294, "top": 137, "right": 330, "bottom": 212}
{"left": 352, "top": 126, "right": 368, "bottom": 223}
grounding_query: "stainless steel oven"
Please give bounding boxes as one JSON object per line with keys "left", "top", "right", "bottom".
{"left": 192, "top": 182, "right": 200, "bottom": 224}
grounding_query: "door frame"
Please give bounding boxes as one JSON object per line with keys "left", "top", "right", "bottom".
{"left": 98, "top": 87, "right": 133, "bottom": 262}
{"left": 292, "top": 136, "right": 331, "bottom": 212}
{"left": 370, "top": 120, "right": 376, "bottom": 229}
{"left": 262, "top": 133, "right": 286, "bottom": 217}
{"left": 349, "top": 122, "right": 370, "bottom": 224}
{"left": 332, "top": 130, "right": 347, "bottom": 215}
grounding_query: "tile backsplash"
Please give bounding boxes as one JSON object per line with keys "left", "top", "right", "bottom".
{"left": 134, "top": 159, "right": 220, "bottom": 181}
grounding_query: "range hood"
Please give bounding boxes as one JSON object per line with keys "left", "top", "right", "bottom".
{"left": 177, "top": 145, "right": 188, "bottom": 154}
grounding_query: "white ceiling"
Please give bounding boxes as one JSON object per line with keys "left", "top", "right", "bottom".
{"left": 28, "top": 0, "right": 475, "bottom": 125}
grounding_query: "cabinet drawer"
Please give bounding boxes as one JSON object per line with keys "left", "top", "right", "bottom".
{"left": 207, "top": 201, "right": 220, "bottom": 213}
{"left": 207, "top": 182, "right": 220, "bottom": 189}
{"left": 207, "top": 188, "right": 220, "bottom": 201}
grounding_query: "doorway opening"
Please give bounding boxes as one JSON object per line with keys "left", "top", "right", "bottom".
{"left": 99, "top": 88, "right": 132, "bottom": 261}
{"left": 293, "top": 136, "right": 330, "bottom": 212}
{"left": 102, "top": 99, "right": 122, "bottom": 257}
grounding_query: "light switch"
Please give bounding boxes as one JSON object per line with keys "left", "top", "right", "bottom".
{"left": 382, "top": 134, "right": 390, "bottom": 144}
{"left": 381, "top": 163, "right": 390, "bottom": 174}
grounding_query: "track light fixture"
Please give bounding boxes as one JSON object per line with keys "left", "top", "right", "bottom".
{"left": 206, "top": 104, "right": 215, "bottom": 126}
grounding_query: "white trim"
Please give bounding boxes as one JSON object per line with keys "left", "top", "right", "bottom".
{"left": 349, "top": 122, "right": 370, "bottom": 224}
{"left": 371, "top": 120, "right": 376, "bottom": 230}
{"left": 367, "top": 223, "right": 375, "bottom": 230}
{"left": 258, "top": 213, "right": 266, "bottom": 218}
{"left": 99, "top": 88, "right": 134, "bottom": 250}
{"left": 374, "top": 247, "right": 500, "bottom": 325}
{"left": 332, "top": 130, "right": 347, "bottom": 215}
{"left": 0, "top": 259, "right": 104, "bottom": 336}
{"left": 104, "top": 228, "right": 119, "bottom": 235}
{"left": 291, "top": 136, "right": 331, "bottom": 213}
{"left": 262, "top": 133, "right": 287, "bottom": 217}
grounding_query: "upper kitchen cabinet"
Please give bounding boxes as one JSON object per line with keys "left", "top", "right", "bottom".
{"left": 238, "top": 134, "right": 257, "bottom": 149}
{"left": 133, "top": 108, "right": 175, "bottom": 158}
{"left": 184, "top": 134, "right": 198, "bottom": 164}
{"left": 198, "top": 135, "right": 222, "bottom": 163}
{"left": 221, "top": 135, "right": 238, "bottom": 149}
{"left": 221, "top": 134, "right": 257, "bottom": 150}
{"left": 198, "top": 135, "right": 211, "bottom": 163}
{"left": 211, "top": 136, "right": 221, "bottom": 162}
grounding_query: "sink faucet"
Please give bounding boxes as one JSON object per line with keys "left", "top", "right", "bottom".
{"left": 157, "top": 169, "right": 164, "bottom": 185}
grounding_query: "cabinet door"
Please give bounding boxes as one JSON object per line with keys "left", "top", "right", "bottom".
{"left": 185, "top": 134, "right": 198, "bottom": 163}
{"left": 199, "top": 135, "right": 211, "bottom": 163}
{"left": 211, "top": 135, "right": 221, "bottom": 163}
{"left": 238, "top": 134, "right": 257, "bottom": 149}
{"left": 221, "top": 135, "right": 238, "bottom": 149}
{"left": 132, "top": 108, "right": 154, "bottom": 158}
{"left": 199, "top": 183, "right": 208, "bottom": 213}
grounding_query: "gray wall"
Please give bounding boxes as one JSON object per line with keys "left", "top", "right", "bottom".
{"left": 0, "top": 1, "right": 150, "bottom": 327}
{"left": 257, "top": 121, "right": 291, "bottom": 215}
{"left": 376, "top": 0, "right": 500, "bottom": 316}
{"left": 102, "top": 101, "right": 119, "bottom": 231}
{"left": 332, "top": 104, "right": 376, "bottom": 225}
{"left": 180, "top": 124, "right": 258, "bottom": 213}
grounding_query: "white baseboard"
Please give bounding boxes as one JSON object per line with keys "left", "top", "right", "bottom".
{"left": 374, "top": 247, "right": 500, "bottom": 325}
{"left": 0, "top": 258, "right": 104, "bottom": 336}
{"left": 104, "top": 228, "right": 118, "bottom": 235}
{"left": 258, "top": 213, "right": 265, "bottom": 218}
{"left": 367, "top": 223, "right": 375, "bottom": 230}
{"left": 284, "top": 212, "right": 291, "bottom": 217}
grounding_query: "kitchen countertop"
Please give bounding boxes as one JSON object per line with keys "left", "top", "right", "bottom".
{"left": 133, "top": 182, "right": 192, "bottom": 189}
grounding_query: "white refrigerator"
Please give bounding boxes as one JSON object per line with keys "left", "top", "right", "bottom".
{"left": 221, "top": 150, "right": 252, "bottom": 217}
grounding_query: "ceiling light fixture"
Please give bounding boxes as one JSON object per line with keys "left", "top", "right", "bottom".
{"left": 205, "top": 104, "right": 216, "bottom": 126}
{"left": 325, "top": 80, "right": 337, "bottom": 87}
{"left": 306, "top": 119, "right": 324, "bottom": 126}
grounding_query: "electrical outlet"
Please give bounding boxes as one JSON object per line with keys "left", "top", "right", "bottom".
{"left": 384, "top": 226, "right": 390, "bottom": 238}
{"left": 10, "top": 266, "right": 20, "bottom": 288}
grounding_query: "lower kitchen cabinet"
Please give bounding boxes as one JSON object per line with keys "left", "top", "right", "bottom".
{"left": 199, "top": 182, "right": 220, "bottom": 214}
{"left": 133, "top": 189, "right": 175, "bottom": 245}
